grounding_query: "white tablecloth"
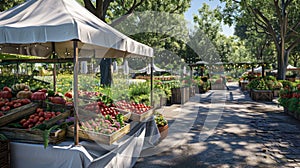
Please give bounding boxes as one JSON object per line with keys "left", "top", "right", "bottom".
{"left": 10, "top": 120, "right": 160, "bottom": 168}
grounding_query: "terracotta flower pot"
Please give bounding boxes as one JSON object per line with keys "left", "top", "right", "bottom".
{"left": 158, "top": 124, "right": 168, "bottom": 140}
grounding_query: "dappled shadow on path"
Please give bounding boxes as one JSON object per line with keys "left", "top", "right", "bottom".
{"left": 134, "top": 84, "right": 300, "bottom": 168}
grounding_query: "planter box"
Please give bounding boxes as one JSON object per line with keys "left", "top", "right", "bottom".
{"left": 251, "top": 89, "right": 273, "bottom": 101}
{"left": 284, "top": 107, "right": 300, "bottom": 121}
{"left": 171, "top": 87, "right": 189, "bottom": 104}
{"left": 0, "top": 103, "right": 38, "bottom": 127}
{"left": 130, "top": 109, "right": 154, "bottom": 122}
{"left": 0, "top": 140, "right": 10, "bottom": 168}
{"left": 67, "top": 123, "right": 130, "bottom": 145}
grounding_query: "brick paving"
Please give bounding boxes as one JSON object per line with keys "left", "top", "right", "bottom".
{"left": 134, "top": 82, "right": 300, "bottom": 168}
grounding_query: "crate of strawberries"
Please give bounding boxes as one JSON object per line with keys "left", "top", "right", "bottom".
{"left": 115, "top": 100, "right": 154, "bottom": 122}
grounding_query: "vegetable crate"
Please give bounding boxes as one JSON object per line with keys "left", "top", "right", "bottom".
{"left": 0, "top": 128, "right": 66, "bottom": 145}
{"left": 0, "top": 140, "right": 10, "bottom": 168}
{"left": 67, "top": 124, "right": 130, "bottom": 145}
{"left": 251, "top": 89, "right": 273, "bottom": 101}
{"left": 0, "top": 103, "right": 38, "bottom": 127}
{"left": 0, "top": 111, "right": 69, "bottom": 145}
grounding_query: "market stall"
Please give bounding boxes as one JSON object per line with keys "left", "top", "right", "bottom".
{"left": 0, "top": 0, "right": 158, "bottom": 167}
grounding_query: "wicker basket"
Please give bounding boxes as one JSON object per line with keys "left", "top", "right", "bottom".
{"left": 0, "top": 140, "right": 10, "bottom": 168}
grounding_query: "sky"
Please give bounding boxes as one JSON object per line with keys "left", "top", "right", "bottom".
{"left": 184, "top": 0, "right": 234, "bottom": 36}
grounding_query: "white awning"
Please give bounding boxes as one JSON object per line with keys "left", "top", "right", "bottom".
{"left": 0, "top": 0, "right": 153, "bottom": 58}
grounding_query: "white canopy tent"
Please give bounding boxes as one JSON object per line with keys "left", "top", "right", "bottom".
{"left": 247, "top": 66, "right": 262, "bottom": 73}
{"left": 271, "top": 64, "right": 298, "bottom": 73}
{"left": 0, "top": 0, "right": 152, "bottom": 58}
{"left": 0, "top": 0, "right": 153, "bottom": 145}
{"left": 136, "top": 64, "right": 167, "bottom": 73}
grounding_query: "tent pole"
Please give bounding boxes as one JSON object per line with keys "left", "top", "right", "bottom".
{"left": 52, "top": 42, "right": 57, "bottom": 92}
{"left": 150, "top": 57, "right": 153, "bottom": 107}
{"left": 73, "top": 40, "right": 79, "bottom": 146}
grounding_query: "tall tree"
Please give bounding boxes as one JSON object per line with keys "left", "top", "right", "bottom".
{"left": 191, "top": 3, "right": 232, "bottom": 63}
{"left": 220, "top": 0, "right": 300, "bottom": 80}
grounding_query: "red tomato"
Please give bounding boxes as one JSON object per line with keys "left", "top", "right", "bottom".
{"left": 13, "top": 102, "right": 22, "bottom": 108}
{"left": 1, "top": 106, "right": 10, "bottom": 111}
{"left": 2, "top": 87, "right": 12, "bottom": 92}
{"left": 20, "top": 119, "right": 27, "bottom": 125}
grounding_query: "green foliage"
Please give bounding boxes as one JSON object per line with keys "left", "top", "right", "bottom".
{"left": 0, "top": 75, "right": 50, "bottom": 91}
{"left": 0, "top": 0, "right": 24, "bottom": 12}
{"left": 220, "top": 0, "right": 300, "bottom": 79}
{"left": 154, "top": 112, "right": 168, "bottom": 127}
{"left": 247, "top": 76, "right": 282, "bottom": 90}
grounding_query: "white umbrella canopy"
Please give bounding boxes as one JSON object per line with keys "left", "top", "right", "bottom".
{"left": 0, "top": 0, "right": 153, "bottom": 58}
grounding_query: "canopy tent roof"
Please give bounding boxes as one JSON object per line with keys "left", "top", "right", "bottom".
{"left": 247, "top": 66, "right": 262, "bottom": 73}
{"left": 271, "top": 64, "right": 300, "bottom": 73}
{"left": 0, "top": 0, "right": 153, "bottom": 58}
{"left": 136, "top": 64, "right": 167, "bottom": 73}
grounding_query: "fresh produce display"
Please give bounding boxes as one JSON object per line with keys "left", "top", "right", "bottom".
{"left": 82, "top": 101, "right": 119, "bottom": 117}
{"left": 64, "top": 91, "right": 73, "bottom": 99}
{"left": 31, "top": 91, "right": 47, "bottom": 101}
{"left": 16, "top": 89, "right": 32, "bottom": 99}
{"left": 79, "top": 91, "right": 100, "bottom": 99}
{"left": 11, "top": 83, "right": 30, "bottom": 93}
{"left": 0, "top": 98, "right": 31, "bottom": 112}
{"left": 80, "top": 114, "right": 125, "bottom": 135}
{"left": 0, "top": 75, "right": 50, "bottom": 94}
{"left": 278, "top": 82, "right": 300, "bottom": 112}
{"left": 48, "top": 96, "right": 66, "bottom": 105}
{"left": 17, "top": 108, "right": 62, "bottom": 129}
{"left": 0, "top": 90, "right": 12, "bottom": 99}
{"left": 116, "top": 100, "right": 151, "bottom": 114}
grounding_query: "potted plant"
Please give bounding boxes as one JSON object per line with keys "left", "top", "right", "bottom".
{"left": 154, "top": 112, "right": 168, "bottom": 140}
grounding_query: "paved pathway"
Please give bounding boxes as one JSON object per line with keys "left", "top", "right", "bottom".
{"left": 134, "top": 83, "right": 300, "bottom": 168}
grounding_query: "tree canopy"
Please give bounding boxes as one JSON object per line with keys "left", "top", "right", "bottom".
{"left": 220, "top": 0, "right": 300, "bottom": 79}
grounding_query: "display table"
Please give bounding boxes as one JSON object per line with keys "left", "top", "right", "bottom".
{"left": 10, "top": 120, "right": 160, "bottom": 168}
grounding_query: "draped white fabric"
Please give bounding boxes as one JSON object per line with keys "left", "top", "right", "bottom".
{"left": 0, "top": 0, "right": 153, "bottom": 58}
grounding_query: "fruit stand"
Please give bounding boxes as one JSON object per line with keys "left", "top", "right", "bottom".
{"left": 0, "top": 0, "right": 161, "bottom": 167}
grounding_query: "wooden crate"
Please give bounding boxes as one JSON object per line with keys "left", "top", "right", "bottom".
{"left": 67, "top": 123, "right": 130, "bottom": 145}
{"left": 251, "top": 89, "right": 273, "bottom": 101}
{"left": 0, "top": 128, "right": 65, "bottom": 145}
{"left": 0, "top": 103, "right": 38, "bottom": 127}
{"left": 130, "top": 109, "right": 154, "bottom": 122}
{"left": 0, "top": 140, "right": 10, "bottom": 168}
{"left": 0, "top": 111, "right": 69, "bottom": 144}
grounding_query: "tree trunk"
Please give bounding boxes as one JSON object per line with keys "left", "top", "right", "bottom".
{"left": 100, "top": 58, "right": 112, "bottom": 86}
{"left": 277, "top": 49, "right": 288, "bottom": 80}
